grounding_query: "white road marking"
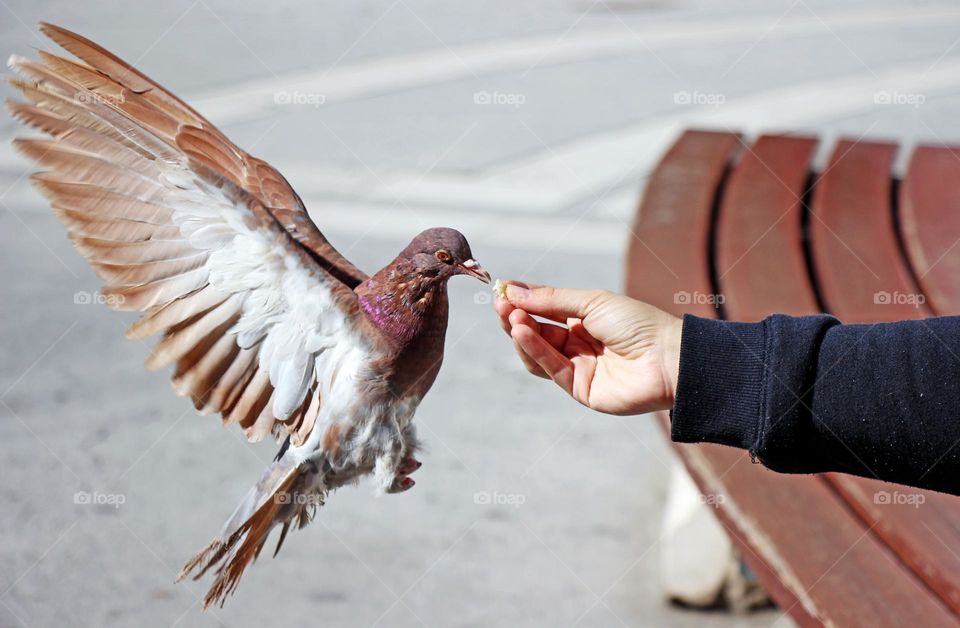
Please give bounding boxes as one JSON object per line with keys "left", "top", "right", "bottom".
{"left": 275, "top": 58, "right": 960, "bottom": 215}
{"left": 304, "top": 199, "right": 628, "bottom": 256}
{"left": 190, "top": 6, "right": 960, "bottom": 125}
{"left": 4, "top": 5, "right": 960, "bottom": 237}
{"left": 2, "top": 183, "right": 627, "bottom": 254}
{"left": 6, "top": 56, "right": 960, "bottom": 219}
{"left": 6, "top": 51, "right": 960, "bottom": 225}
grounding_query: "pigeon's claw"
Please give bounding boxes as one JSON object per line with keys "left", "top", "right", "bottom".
{"left": 388, "top": 476, "right": 416, "bottom": 494}
{"left": 386, "top": 457, "right": 422, "bottom": 493}
{"left": 398, "top": 456, "right": 422, "bottom": 475}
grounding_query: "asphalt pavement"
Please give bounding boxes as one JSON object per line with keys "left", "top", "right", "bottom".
{"left": 3, "top": 1, "right": 960, "bottom": 626}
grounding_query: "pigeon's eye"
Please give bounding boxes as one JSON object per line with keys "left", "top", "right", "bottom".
{"left": 435, "top": 250, "right": 452, "bottom": 263}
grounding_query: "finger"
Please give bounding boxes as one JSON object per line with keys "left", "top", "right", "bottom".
{"left": 540, "top": 321, "right": 569, "bottom": 351}
{"left": 507, "top": 309, "right": 548, "bottom": 378}
{"left": 512, "top": 337, "right": 548, "bottom": 378}
{"left": 494, "top": 296, "right": 515, "bottom": 335}
{"left": 566, "top": 332, "right": 599, "bottom": 403}
{"left": 510, "top": 308, "right": 568, "bottom": 351}
{"left": 511, "top": 324, "right": 574, "bottom": 396}
{"left": 503, "top": 283, "right": 606, "bottom": 324}
{"left": 498, "top": 279, "right": 543, "bottom": 290}
{"left": 508, "top": 308, "right": 566, "bottom": 378}
{"left": 508, "top": 306, "right": 538, "bottom": 328}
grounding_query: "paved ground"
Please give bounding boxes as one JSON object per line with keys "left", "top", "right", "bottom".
{"left": 2, "top": 0, "right": 960, "bottom": 626}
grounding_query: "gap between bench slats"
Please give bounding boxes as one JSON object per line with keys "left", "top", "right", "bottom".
{"left": 900, "top": 146, "right": 960, "bottom": 315}
{"left": 711, "top": 132, "right": 955, "bottom": 626}
{"left": 629, "top": 130, "right": 959, "bottom": 626}
{"left": 810, "top": 138, "right": 960, "bottom": 614}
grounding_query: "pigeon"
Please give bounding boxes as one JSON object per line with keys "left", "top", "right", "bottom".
{"left": 6, "top": 23, "right": 492, "bottom": 608}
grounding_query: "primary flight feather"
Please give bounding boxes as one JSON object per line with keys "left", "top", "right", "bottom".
{"left": 6, "top": 22, "right": 492, "bottom": 608}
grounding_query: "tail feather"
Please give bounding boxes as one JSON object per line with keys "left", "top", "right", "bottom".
{"left": 219, "top": 460, "right": 297, "bottom": 538}
{"left": 273, "top": 520, "right": 292, "bottom": 558}
{"left": 177, "top": 461, "right": 326, "bottom": 609}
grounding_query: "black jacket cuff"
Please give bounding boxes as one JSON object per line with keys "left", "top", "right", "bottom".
{"left": 670, "top": 314, "right": 768, "bottom": 452}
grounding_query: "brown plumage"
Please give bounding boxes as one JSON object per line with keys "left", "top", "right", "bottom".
{"left": 7, "top": 23, "right": 492, "bottom": 609}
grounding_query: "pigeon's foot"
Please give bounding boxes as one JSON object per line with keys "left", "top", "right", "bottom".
{"left": 398, "top": 456, "right": 422, "bottom": 475}
{"left": 389, "top": 477, "right": 416, "bottom": 493}
{"left": 387, "top": 457, "right": 422, "bottom": 493}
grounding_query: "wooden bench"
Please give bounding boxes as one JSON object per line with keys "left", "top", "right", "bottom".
{"left": 625, "top": 130, "right": 960, "bottom": 626}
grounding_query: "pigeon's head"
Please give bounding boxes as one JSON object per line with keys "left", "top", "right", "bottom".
{"left": 401, "top": 227, "right": 491, "bottom": 284}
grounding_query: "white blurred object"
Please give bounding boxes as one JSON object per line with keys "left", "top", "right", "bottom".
{"left": 660, "top": 461, "right": 770, "bottom": 611}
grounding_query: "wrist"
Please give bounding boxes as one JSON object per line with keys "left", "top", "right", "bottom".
{"left": 660, "top": 314, "right": 683, "bottom": 407}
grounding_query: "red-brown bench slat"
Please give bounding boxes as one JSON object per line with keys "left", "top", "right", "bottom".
{"left": 711, "top": 134, "right": 955, "bottom": 626}
{"left": 809, "top": 138, "right": 960, "bottom": 614}
{"left": 716, "top": 134, "right": 819, "bottom": 321}
{"left": 900, "top": 146, "right": 960, "bottom": 315}
{"left": 626, "top": 129, "right": 740, "bottom": 319}
{"left": 827, "top": 476, "right": 960, "bottom": 614}
{"left": 810, "top": 139, "right": 931, "bottom": 321}
{"left": 678, "top": 444, "right": 957, "bottom": 627}
{"left": 630, "top": 132, "right": 960, "bottom": 627}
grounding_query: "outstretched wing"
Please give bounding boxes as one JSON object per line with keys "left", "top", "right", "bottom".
{"left": 37, "top": 23, "right": 368, "bottom": 288}
{"left": 7, "top": 23, "right": 370, "bottom": 444}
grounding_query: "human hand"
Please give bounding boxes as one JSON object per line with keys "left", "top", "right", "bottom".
{"left": 494, "top": 283, "right": 683, "bottom": 415}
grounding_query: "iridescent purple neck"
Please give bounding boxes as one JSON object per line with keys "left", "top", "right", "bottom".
{"left": 356, "top": 270, "right": 448, "bottom": 344}
{"left": 358, "top": 289, "right": 420, "bottom": 342}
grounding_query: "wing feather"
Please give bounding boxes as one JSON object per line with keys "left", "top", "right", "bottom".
{"left": 6, "top": 78, "right": 151, "bottom": 156}
{"left": 124, "top": 286, "right": 228, "bottom": 340}
{"left": 228, "top": 370, "right": 272, "bottom": 429}
{"left": 8, "top": 24, "right": 376, "bottom": 445}
{"left": 51, "top": 205, "right": 184, "bottom": 241}
{"left": 173, "top": 334, "right": 239, "bottom": 407}
{"left": 102, "top": 266, "right": 211, "bottom": 310}
{"left": 210, "top": 348, "right": 260, "bottom": 416}
{"left": 31, "top": 24, "right": 369, "bottom": 287}
{"left": 73, "top": 236, "right": 197, "bottom": 265}
{"left": 90, "top": 252, "right": 209, "bottom": 286}
{"left": 146, "top": 295, "right": 242, "bottom": 369}
{"left": 32, "top": 180, "right": 175, "bottom": 224}
{"left": 38, "top": 21, "right": 216, "bottom": 124}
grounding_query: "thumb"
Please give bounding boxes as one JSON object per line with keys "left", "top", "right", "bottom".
{"left": 503, "top": 282, "right": 605, "bottom": 322}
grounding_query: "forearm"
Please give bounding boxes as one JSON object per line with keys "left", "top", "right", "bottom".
{"left": 670, "top": 313, "right": 960, "bottom": 495}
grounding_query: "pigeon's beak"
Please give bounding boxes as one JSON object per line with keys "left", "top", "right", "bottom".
{"left": 458, "top": 259, "right": 491, "bottom": 283}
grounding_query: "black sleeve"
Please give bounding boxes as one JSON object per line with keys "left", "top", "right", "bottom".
{"left": 670, "top": 313, "right": 960, "bottom": 495}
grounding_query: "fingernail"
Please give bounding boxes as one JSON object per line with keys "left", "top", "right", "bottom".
{"left": 505, "top": 284, "right": 530, "bottom": 302}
